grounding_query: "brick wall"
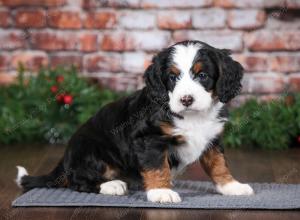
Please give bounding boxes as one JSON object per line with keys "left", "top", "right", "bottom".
{"left": 0, "top": 0, "right": 300, "bottom": 104}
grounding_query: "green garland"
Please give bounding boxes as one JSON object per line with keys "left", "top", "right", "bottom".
{"left": 223, "top": 95, "right": 300, "bottom": 149}
{"left": 0, "top": 66, "right": 121, "bottom": 145}
{"left": 1, "top": 66, "right": 300, "bottom": 149}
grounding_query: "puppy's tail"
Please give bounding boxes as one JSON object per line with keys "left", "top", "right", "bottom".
{"left": 15, "top": 160, "right": 66, "bottom": 192}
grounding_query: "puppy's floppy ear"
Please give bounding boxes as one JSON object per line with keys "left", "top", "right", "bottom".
{"left": 215, "top": 49, "right": 244, "bottom": 103}
{"left": 144, "top": 54, "right": 168, "bottom": 104}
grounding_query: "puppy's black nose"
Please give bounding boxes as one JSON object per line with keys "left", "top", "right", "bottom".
{"left": 180, "top": 95, "right": 194, "bottom": 107}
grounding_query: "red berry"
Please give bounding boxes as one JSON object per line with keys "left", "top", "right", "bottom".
{"left": 297, "top": 136, "right": 300, "bottom": 143}
{"left": 56, "top": 94, "right": 64, "bottom": 103}
{"left": 56, "top": 75, "right": 64, "bottom": 83}
{"left": 50, "top": 85, "right": 58, "bottom": 93}
{"left": 63, "top": 95, "right": 73, "bottom": 105}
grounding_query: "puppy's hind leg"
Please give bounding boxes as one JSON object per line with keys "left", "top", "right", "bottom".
{"left": 68, "top": 162, "right": 111, "bottom": 193}
{"left": 99, "top": 180, "right": 128, "bottom": 195}
{"left": 98, "top": 164, "right": 128, "bottom": 195}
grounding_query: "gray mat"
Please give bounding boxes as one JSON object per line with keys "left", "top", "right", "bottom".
{"left": 12, "top": 180, "right": 300, "bottom": 209}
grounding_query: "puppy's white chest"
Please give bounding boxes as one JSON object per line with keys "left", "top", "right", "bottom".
{"left": 172, "top": 109, "right": 225, "bottom": 170}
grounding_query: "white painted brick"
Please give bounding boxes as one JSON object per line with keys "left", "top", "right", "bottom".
{"left": 173, "top": 31, "right": 243, "bottom": 52}
{"left": 192, "top": 9, "right": 226, "bottom": 29}
{"left": 228, "top": 9, "right": 266, "bottom": 29}
{"left": 122, "top": 52, "right": 147, "bottom": 73}
{"left": 119, "top": 11, "right": 156, "bottom": 29}
{"left": 141, "top": 0, "right": 212, "bottom": 8}
{"left": 131, "top": 31, "right": 171, "bottom": 51}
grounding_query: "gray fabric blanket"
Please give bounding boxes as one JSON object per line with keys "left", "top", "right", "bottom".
{"left": 12, "top": 180, "right": 300, "bottom": 209}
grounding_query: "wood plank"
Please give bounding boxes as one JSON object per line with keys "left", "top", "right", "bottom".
{"left": 0, "top": 145, "right": 299, "bottom": 220}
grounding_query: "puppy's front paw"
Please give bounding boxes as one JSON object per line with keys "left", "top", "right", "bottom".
{"left": 147, "top": 188, "right": 182, "bottom": 203}
{"left": 99, "top": 180, "right": 127, "bottom": 195}
{"left": 217, "top": 181, "right": 254, "bottom": 196}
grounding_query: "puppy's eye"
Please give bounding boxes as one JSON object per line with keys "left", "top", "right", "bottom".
{"left": 199, "top": 72, "right": 208, "bottom": 81}
{"left": 170, "top": 73, "right": 178, "bottom": 81}
{"left": 169, "top": 65, "right": 180, "bottom": 81}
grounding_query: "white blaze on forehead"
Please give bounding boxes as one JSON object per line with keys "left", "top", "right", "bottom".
{"left": 168, "top": 42, "right": 212, "bottom": 113}
{"left": 173, "top": 43, "right": 201, "bottom": 74}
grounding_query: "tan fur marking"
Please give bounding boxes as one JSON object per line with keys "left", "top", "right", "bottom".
{"left": 170, "top": 65, "right": 180, "bottom": 76}
{"left": 174, "top": 135, "right": 185, "bottom": 144}
{"left": 193, "top": 62, "right": 202, "bottom": 74}
{"left": 160, "top": 122, "right": 186, "bottom": 144}
{"left": 200, "top": 147, "right": 234, "bottom": 185}
{"left": 141, "top": 153, "right": 171, "bottom": 190}
{"left": 160, "top": 122, "right": 173, "bottom": 135}
{"left": 62, "top": 177, "right": 69, "bottom": 187}
{"left": 103, "top": 165, "right": 119, "bottom": 180}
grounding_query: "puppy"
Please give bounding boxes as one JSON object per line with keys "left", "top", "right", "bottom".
{"left": 16, "top": 41, "right": 254, "bottom": 203}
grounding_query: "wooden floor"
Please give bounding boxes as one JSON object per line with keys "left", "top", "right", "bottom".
{"left": 0, "top": 144, "right": 300, "bottom": 220}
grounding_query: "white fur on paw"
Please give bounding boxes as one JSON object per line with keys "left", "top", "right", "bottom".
{"left": 99, "top": 180, "right": 127, "bottom": 196}
{"left": 217, "top": 181, "right": 254, "bottom": 196}
{"left": 147, "top": 188, "right": 182, "bottom": 203}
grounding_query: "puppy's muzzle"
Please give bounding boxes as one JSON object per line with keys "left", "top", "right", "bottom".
{"left": 180, "top": 95, "right": 194, "bottom": 107}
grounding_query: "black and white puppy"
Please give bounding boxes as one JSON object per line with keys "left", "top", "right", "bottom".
{"left": 16, "top": 41, "right": 254, "bottom": 203}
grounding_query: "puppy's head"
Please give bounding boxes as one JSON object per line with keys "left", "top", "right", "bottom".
{"left": 144, "top": 41, "right": 243, "bottom": 114}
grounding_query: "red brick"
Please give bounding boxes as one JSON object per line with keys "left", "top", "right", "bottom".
{"left": 228, "top": 10, "right": 266, "bottom": 30}
{"left": 79, "top": 33, "right": 98, "bottom": 52}
{"left": 82, "top": 0, "right": 100, "bottom": 8}
{"left": 213, "top": 0, "right": 236, "bottom": 8}
{"left": 0, "top": 10, "right": 10, "bottom": 27}
{"left": 286, "top": 0, "right": 300, "bottom": 8}
{"left": 104, "top": 0, "right": 140, "bottom": 8}
{"left": 0, "top": 72, "right": 16, "bottom": 85}
{"left": 101, "top": 31, "right": 171, "bottom": 52}
{"left": 233, "top": 54, "right": 268, "bottom": 72}
{"left": 242, "top": 73, "right": 286, "bottom": 94}
{"left": 15, "top": 9, "right": 46, "bottom": 28}
{"left": 141, "top": 0, "right": 212, "bottom": 8}
{"left": 158, "top": 11, "right": 192, "bottom": 30}
{"left": 214, "top": 0, "right": 285, "bottom": 8}
{"left": 84, "top": 11, "right": 117, "bottom": 29}
{"left": 82, "top": 0, "right": 140, "bottom": 8}
{"left": 84, "top": 53, "right": 122, "bottom": 72}
{"left": 0, "top": 53, "right": 10, "bottom": 71}
{"left": 173, "top": 31, "right": 243, "bottom": 52}
{"left": 48, "top": 10, "right": 81, "bottom": 29}
{"left": 31, "top": 31, "right": 78, "bottom": 51}
{"left": 143, "top": 54, "right": 153, "bottom": 70}
{"left": 192, "top": 9, "right": 226, "bottom": 29}
{"left": 0, "top": 0, "right": 66, "bottom": 7}
{"left": 11, "top": 51, "right": 48, "bottom": 71}
{"left": 289, "top": 74, "right": 300, "bottom": 92}
{"left": 101, "top": 32, "right": 130, "bottom": 51}
{"left": 50, "top": 53, "right": 82, "bottom": 70}
{"left": 245, "top": 31, "right": 300, "bottom": 51}
{"left": 0, "top": 31, "right": 26, "bottom": 50}
{"left": 270, "top": 54, "right": 300, "bottom": 73}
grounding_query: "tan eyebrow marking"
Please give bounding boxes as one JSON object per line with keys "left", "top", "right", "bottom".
{"left": 170, "top": 65, "right": 180, "bottom": 76}
{"left": 193, "top": 62, "right": 202, "bottom": 74}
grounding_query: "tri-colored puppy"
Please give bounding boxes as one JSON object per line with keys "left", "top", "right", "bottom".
{"left": 16, "top": 41, "right": 254, "bottom": 203}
